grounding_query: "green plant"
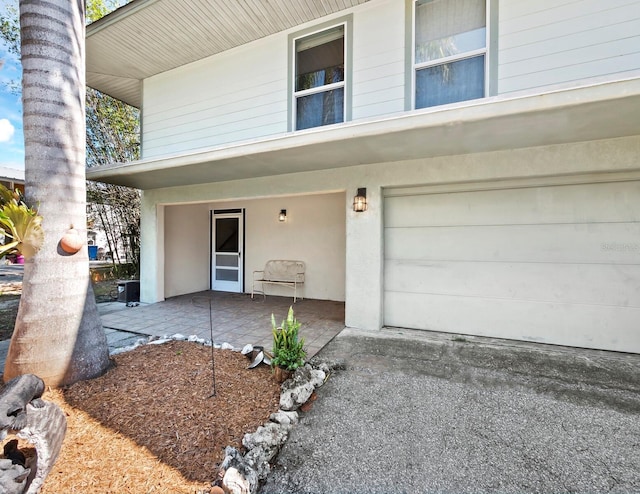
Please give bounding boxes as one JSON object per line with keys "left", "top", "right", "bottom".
{"left": 271, "top": 306, "right": 306, "bottom": 371}
{"left": 0, "top": 184, "right": 44, "bottom": 259}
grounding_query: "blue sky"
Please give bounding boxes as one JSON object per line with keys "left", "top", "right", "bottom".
{"left": 0, "top": 0, "right": 23, "bottom": 171}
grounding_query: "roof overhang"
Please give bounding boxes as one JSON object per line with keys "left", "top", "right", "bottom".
{"left": 86, "top": 0, "right": 370, "bottom": 107}
{"left": 86, "top": 78, "right": 640, "bottom": 190}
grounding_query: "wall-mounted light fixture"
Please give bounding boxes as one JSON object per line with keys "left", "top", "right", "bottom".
{"left": 353, "top": 188, "right": 367, "bottom": 212}
{"left": 279, "top": 209, "right": 287, "bottom": 222}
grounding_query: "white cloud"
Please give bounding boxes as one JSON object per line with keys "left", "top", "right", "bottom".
{"left": 0, "top": 119, "right": 15, "bottom": 143}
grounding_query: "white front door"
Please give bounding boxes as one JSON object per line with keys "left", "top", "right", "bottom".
{"left": 211, "top": 210, "right": 244, "bottom": 293}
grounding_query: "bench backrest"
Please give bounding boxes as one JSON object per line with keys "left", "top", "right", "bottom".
{"left": 263, "top": 260, "right": 305, "bottom": 282}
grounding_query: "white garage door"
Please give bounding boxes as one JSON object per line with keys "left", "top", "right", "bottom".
{"left": 384, "top": 181, "right": 640, "bottom": 353}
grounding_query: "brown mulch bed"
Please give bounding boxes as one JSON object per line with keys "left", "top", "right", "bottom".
{"left": 28, "top": 340, "right": 281, "bottom": 493}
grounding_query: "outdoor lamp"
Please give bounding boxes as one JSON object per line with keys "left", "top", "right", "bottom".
{"left": 353, "top": 188, "right": 367, "bottom": 212}
{"left": 279, "top": 209, "right": 287, "bottom": 222}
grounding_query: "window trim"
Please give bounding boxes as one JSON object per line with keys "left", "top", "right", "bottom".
{"left": 406, "top": 0, "right": 498, "bottom": 110}
{"left": 287, "top": 15, "right": 353, "bottom": 132}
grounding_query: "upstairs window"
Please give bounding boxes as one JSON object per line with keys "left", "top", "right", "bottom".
{"left": 294, "top": 25, "right": 345, "bottom": 131}
{"left": 414, "top": 0, "right": 487, "bottom": 109}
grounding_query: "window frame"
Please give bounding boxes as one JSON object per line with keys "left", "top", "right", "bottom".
{"left": 410, "top": 0, "right": 494, "bottom": 110}
{"left": 288, "top": 15, "right": 353, "bottom": 132}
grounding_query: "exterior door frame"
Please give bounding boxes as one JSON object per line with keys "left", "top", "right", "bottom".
{"left": 210, "top": 208, "right": 245, "bottom": 293}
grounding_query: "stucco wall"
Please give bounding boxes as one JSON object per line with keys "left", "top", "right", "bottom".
{"left": 141, "top": 135, "right": 640, "bottom": 329}
{"left": 164, "top": 203, "right": 210, "bottom": 298}
{"left": 161, "top": 192, "right": 346, "bottom": 301}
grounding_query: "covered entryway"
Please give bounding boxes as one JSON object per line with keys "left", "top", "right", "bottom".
{"left": 384, "top": 180, "right": 640, "bottom": 353}
{"left": 163, "top": 192, "right": 346, "bottom": 301}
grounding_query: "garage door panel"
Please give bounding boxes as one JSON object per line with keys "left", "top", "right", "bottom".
{"left": 384, "top": 180, "right": 640, "bottom": 353}
{"left": 384, "top": 292, "right": 640, "bottom": 353}
{"left": 385, "top": 181, "right": 640, "bottom": 228}
{"left": 385, "top": 223, "right": 640, "bottom": 264}
{"left": 384, "top": 260, "right": 640, "bottom": 307}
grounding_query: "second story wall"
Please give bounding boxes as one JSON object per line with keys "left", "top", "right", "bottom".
{"left": 499, "top": 0, "right": 640, "bottom": 94}
{"left": 143, "top": 0, "right": 404, "bottom": 159}
{"left": 142, "top": 34, "right": 288, "bottom": 159}
{"left": 351, "top": 0, "right": 406, "bottom": 120}
{"left": 141, "top": 0, "right": 640, "bottom": 160}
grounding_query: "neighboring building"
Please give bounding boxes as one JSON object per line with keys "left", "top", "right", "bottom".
{"left": 86, "top": 0, "right": 640, "bottom": 353}
{"left": 0, "top": 167, "right": 25, "bottom": 195}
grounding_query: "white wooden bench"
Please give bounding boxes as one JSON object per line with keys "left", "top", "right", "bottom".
{"left": 252, "top": 260, "right": 305, "bottom": 302}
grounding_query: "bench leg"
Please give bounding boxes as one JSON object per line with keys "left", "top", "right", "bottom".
{"left": 252, "top": 281, "right": 266, "bottom": 300}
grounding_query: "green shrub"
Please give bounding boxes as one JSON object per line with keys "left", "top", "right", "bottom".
{"left": 271, "top": 306, "right": 306, "bottom": 371}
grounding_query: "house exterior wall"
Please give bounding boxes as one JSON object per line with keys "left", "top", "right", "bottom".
{"left": 141, "top": 35, "right": 288, "bottom": 159}
{"left": 164, "top": 203, "right": 210, "bottom": 298}
{"left": 140, "top": 134, "right": 640, "bottom": 330}
{"left": 161, "top": 193, "right": 346, "bottom": 301}
{"left": 139, "top": 0, "right": 640, "bottom": 159}
{"left": 498, "top": 0, "right": 640, "bottom": 93}
{"left": 351, "top": 0, "right": 405, "bottom": 120}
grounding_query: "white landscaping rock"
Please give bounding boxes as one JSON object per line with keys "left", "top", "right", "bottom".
{"left": 244, "top": 445, "right": 278, "bottom": 481}
{"left": 242, "top": 422, "right": 290, "bottom": 451}
{"left": 220, "top": 447, "right": 258, "bottom": 494}
{"left": 148, "top": 337, "right": 171, "bottom": 345}
{"left": 279, "top": 366, "right": 316, "bottom": 411}
{"left": 309, "top": 368, "right": 326, "bottom": 388}
{"left": 269, "top": 410, "right": 299, "bottom": 426}
{"left": 223, "top": 467, "right": 252, "bottom": 494}
{"left": 187, "top": 335, "right": 206, "bottom": 344}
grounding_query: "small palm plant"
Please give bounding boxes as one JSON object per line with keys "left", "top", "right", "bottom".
{"left": 271, "top": 306, "right": 306, "bottom": 380}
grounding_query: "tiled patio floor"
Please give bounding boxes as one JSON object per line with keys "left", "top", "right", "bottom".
{"left": 99, "top": 291, "right": 346, "bottom": 358}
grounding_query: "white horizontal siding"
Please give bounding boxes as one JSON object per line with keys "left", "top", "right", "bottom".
{"left": 351, "top": 0, "right": 406, "bottom": 119}
{"left": 499, "top": 0, "right": 640, "bottom": 93}
{"left": 142, "top": 36, "right": 288, "bottom": 158}
{"left": 140, "top": 0, "right": 640, "bottom": 159}
{"left": 142, "top": 0, "right": 409, "bottom": 158}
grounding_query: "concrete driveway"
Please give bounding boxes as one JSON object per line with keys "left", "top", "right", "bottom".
{"left": 260, "top": 328, "right": 640, "bottom": 494}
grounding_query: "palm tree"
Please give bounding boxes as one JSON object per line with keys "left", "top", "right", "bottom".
{"left": 4, "top": 0, "right": 111, "bottom": 386}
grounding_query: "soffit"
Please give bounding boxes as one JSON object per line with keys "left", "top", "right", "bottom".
{"left": 85, "top": 79, "right": 640, "bottom": 190}
{"left": 86, "top": 0, "right": 370, "bottom": 107}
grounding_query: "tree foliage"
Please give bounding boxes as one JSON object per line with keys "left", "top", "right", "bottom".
{"left": 1, "top": 0, "right": 141, "bottom": 273}
{"left": 85, "top": 79, "right": 141, "bottom": 273}
{"left": 0, "top": 4, "right": 19, "bottom": 57}
{"left": 0, "top": 184, "right": 43, "bottom": 259}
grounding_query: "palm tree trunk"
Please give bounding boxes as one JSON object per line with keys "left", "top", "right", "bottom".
{"left": 4, "top": 0, "right": 111, "bottom": 386}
